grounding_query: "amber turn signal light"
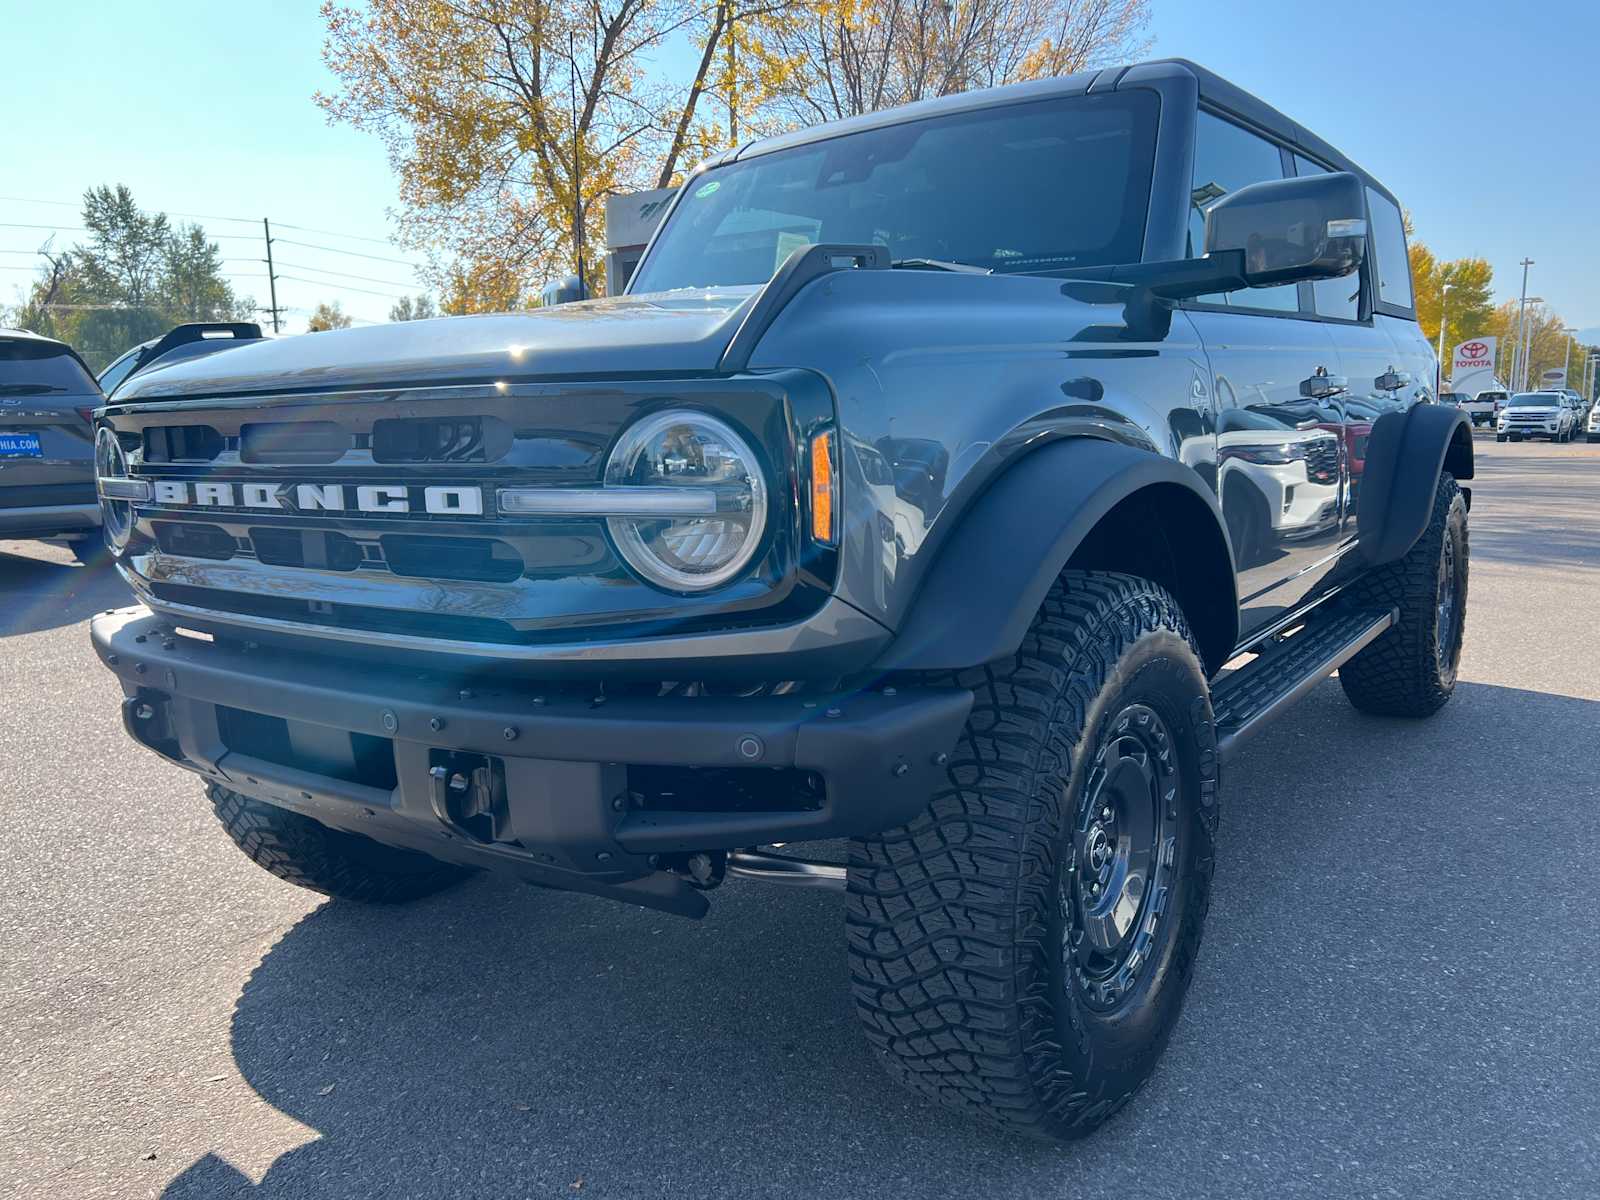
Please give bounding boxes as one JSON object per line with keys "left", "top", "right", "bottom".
{"left": 810, "top": 429, "right": 836, "bottom": 545}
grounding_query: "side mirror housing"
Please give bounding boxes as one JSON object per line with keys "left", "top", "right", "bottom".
{"left": 1204, "top": 171, "right": 1367, "bottom": 288}
{"left": 541, "top": 275, "right": 589, "bottom": 306}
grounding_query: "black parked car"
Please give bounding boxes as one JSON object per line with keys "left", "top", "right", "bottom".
{"left": 0, "top": 329, "right": 103, "bottom": 561}
{"left": 90, "top": 59, "right": 1469, "bottom": 1141}
{"left": 96, "top": 322, "right": 265, "bottom": 400}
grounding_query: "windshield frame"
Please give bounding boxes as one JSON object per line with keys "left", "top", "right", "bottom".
{"left": 629, "top": 89, "right": 1163, "bottom": 296}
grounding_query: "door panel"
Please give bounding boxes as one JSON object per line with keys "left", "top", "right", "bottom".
{"left": 1189, "top": 310, "right": 1347, "bottom": 638}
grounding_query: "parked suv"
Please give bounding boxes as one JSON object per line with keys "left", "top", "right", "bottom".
{"left": 89, "top": 59, "right": 1470, "bottom": 1141}
{"left": 1497, "top": 391, "right": 1576, "bottom": 441}
{"left": 1, "top": 329, "right": 103, "bottom": 560}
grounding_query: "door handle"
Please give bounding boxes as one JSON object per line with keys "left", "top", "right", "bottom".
{"left": 1300, "top": 368, "right": 1348, "bottom": 400}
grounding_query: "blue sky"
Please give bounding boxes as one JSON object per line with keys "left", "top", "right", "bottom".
{"left": 4, "top": 0, "right": 1596, "bottom": 334}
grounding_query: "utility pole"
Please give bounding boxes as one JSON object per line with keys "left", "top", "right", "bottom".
{"left": 262, "top": 218, "right": 282, "bottom": 334}
{"left": 1562, "top": 327, "right": 1576, "bottom": 382}
{"left": 1512, "top": 258, "right": 1533, "bottom": 392}
{"left": 1436, "top": 283, "right": 1452, "bottom": 380}
{"left": 569, "top": 31, "right": 584, "bottom": 297}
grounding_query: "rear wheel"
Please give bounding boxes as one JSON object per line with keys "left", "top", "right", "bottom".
{"left": 848, "top": 571, "right": 1218, "bottom": 1140}
{"left": 1338, "top": 474, "right": 1467, "bottom": 717}
{"left": 209, "top": 784, "right": 472, "bottom": 903}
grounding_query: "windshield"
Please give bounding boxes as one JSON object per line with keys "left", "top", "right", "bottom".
{"left": 1508, "top": 393, "right": 1561, "bottom": 408}
{"left": 630, "top": 91, "right": 1160, "bottom": 294}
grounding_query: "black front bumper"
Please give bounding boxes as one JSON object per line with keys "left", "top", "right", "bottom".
{"left": 91, "top": 607, "right": 971, "bottom": 917}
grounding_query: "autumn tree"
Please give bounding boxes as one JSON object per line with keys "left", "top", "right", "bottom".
{"left": 319, "top": 0, "right": 712, "bottom": 307}
{"left": 1408, "top": 240, "right": 1494, "bottom": 358}
{"left": 388, "top": 294, "right": 438, "bottom": 322}
{"left": 746, "top": 0, "right": 1151, "bottom": 125}
{"left": 307, "top": 301, "right": 354, "bottom": 332}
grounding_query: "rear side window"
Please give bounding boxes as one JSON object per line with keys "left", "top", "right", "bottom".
{"left": 0, "top": 339, "right": 100, "bottom": 396}
{"left": 97, "top": 348, "right": 142, "bottom": 397}
{"left": 1365, "top": 188, "right": 1413, "bottom": 310}
{"left": 1188, "top": 112, "right": 1299, "bottom": 313}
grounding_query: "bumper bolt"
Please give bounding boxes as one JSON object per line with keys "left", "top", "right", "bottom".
{"left": 429, "top": 717, "right": 445, "bottom": 732}
{"left": 106, "top": 654, "right": 119, "bottom": 665}
{"left": 133, "top": 662, "right": 146, "bottom": 674}
{"left": 134, "top": 634, "right": 146, "bottom": 644}
{"left": 611, "top": 795, "right": 626, "bottom": 812}
{"left": 892, "top": 762, "right": 910, "bottom": 777}
{"left": 533, "top": 696, "right": 546, "bottom": 706}
{"left": 932, "top": 752, "right": 949, "bottom": 767}
{"left": 459, "top": 689, "right": 473, "bottom": 700}
{"left": 882, "top": 686, "right": 897, "bottom": 697}
{"left": 502, "top": 726, "right": 518, "bottom": 741}
{"left": 737, "top": 735, "right": 764, "bottom": 761}
{"left": 1101, "top": 807, "right": 1112, "bottom": 821}
{"left": 134, "top": 703, "right": 154, "bottom": 720}
{"left": 825, "top": 707, "right": 843, "bottom": 718}
{"left": 380, "top": 710, "right": 398, "bottom": 733}
{"left": 595, "top": 851, "right": 613, "bottom": 864}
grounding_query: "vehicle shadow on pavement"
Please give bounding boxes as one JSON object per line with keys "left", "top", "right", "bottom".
{"left": 162, "top": 875, "right": 1059, "bottom": 1198}
{"left": 158, "top": 676, "right": 1600, "bottom": 1199}
{"left": 0, "top": 545, "right": 130, "bottom": 637}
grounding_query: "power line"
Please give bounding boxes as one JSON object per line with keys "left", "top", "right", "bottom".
{"left": 275, "top": 238, "right": 418, "bottom": 267}
{"left": 274, "top": 260, "right": 418, "bottom": 289}
{"left": 278, "top": 274, "right": 412, "bottom": 299}
{"left": 1, "top": 195, "right": 410, "bottom": 248}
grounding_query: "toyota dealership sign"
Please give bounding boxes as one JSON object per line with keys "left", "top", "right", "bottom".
{"left": 1451, "top": 336, "right": 1498, "bottom": 392}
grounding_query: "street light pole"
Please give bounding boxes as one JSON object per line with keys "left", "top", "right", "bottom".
{"left": 1437, "top": 283, "right": 1452, "bottom": 380}
{"left": 1513, "top": 257, "right": 1533, "bottom": 391}
{"left": 1518, "top": 296, "right": 1544, "bottom": 391}
{"left": 1562, "top": 327, "right": 1576, "bottom": 383}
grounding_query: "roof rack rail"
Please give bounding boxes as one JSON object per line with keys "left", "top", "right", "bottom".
{"left": 146, "top": 322, "right": 264, "bottom": 360}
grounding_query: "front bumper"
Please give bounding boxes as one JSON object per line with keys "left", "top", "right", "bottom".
{"left": 91, "top": 607, "right": 971, "bottom": 917}
{"left": 0, "top": 502, "right": 100, "bottom": 538}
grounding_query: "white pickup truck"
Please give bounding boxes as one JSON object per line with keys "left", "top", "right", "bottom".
{"left": 1444, "top": 388, "right": 1503, "bottom": 427}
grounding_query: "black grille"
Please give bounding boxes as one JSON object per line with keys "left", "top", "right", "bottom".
{"left": 143, "top": 425, "right": 224, "bottom": 463}
{"left": 150, "top": 582, "right": 523, "bottom": 643}
{"left": 372, "top": 416, "right": 510, "bottom": 463}
{"left": 240, "top": 421, "right": 349, "bottom": 464}
{"left": 250, "top": 527, "right": 365, "bottom": 572}
{"left": 381, "top": 534, "right": 524, "bottom": 582}
{"left": 1305, "top": 437, "right": 1340, "bottom": 484}
{"left": 153, "top": 521, "right": 237, "bottom": 560}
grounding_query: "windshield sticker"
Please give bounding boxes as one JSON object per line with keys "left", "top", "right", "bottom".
{"left": 694, "top": 180, "right": 721, "bottom": 199}
{"left": 774, "top": 230, "right": 813, "bottom": 271}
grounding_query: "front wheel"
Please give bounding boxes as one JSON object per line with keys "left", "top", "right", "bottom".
{"left": 209, "top": 784, "right": 473, "bottom": 903}
{"left": 848, "top": 571, "right": 1218, "bottom": 1141}
{"left": 1338, "top": 474, "right": 1468, "bottom": 717}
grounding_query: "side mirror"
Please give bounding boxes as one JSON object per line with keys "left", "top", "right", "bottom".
{"left": 1375, "top": 368, "right": 1411, "bottom": 392}
{"left": 540, "top": 275, "right": 589, "bottom": 306}
{"left": 1204, "top": 172, "right": 1367, "bottom": 288}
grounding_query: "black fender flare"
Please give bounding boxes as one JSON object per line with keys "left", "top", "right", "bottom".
{"left": 874, "top": 438, "right": 1239, "bottom": 674}
{"left": 1357, "top": 403, "right": 1474, "bottom": 566}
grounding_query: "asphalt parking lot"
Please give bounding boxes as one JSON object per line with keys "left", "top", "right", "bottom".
{"left": 4, "top": 436, "right": 1600, "bottom": 1199}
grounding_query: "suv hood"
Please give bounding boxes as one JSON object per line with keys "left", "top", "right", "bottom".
{"left": 110, "top": 290, "right": 758, "bottom": 402}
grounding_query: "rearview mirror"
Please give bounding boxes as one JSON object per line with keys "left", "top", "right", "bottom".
{"left": 1204, "top": 172, "right": 1367, "bottom": 288}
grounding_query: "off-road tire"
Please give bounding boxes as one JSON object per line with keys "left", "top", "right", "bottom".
{"left": 208, "top": 784, "right": 472, "bottom": 903}
{"left": 1337, "top": 474, "right": 1467, "bottom": 717}
{"left": 847, "top": 571, "right": 1219, "bottom": 1141}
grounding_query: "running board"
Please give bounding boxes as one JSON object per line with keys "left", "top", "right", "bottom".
{"left": 1213, "top": 608, "right": 1396, "bottom": 763}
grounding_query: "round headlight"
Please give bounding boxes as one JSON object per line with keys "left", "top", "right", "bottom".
{"left": 95, "top": 426, "right": 132, "bottom": 550}
{"left": 604, "top": 410, "right": 768, "bottom": 591}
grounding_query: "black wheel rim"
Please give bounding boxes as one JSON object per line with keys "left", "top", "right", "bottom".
{"left": 1058, "top": 704, "right": 1180, "bottom": 1012}
{"left": 1436, "top": 528, "right": 1459, "bottom": 668}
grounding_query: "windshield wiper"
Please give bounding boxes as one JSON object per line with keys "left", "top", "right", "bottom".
{"left": 889, "top": 258, "right": 992, "bottom": 275}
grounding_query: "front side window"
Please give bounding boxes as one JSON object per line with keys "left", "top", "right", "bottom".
{"left": 1366, "top": 187, "right": 1413, "bottom": 310}
{"left": 1188, "top": 111, "right": 1300, "bottom": 313}
{"left": 630, "top": 91, "right": 1160, "bottom": 293}
{"left": 1293, "top": 154, "right": 1362, "bottom": 320}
